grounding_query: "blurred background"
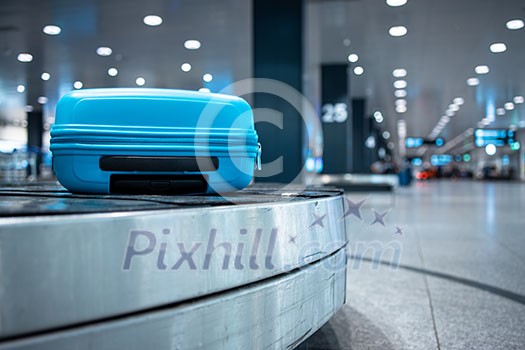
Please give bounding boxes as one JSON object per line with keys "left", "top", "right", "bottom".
{"left": 2, "top": 2, "right": 525, "bottom": 349}
{"left": 0, "top": 0, "right": 524, "bottom": 186}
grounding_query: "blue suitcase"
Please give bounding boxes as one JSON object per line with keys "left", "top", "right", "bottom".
{"left": 50, "top": 88, "right": 260, "bottom": 194}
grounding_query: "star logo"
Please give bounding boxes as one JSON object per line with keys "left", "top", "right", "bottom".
{"left": 310, "top": 213, "right": 327, "bottom": 228}
{"left": 370, "top": 210, "right": 389, "bottom": 227}
{"left": 289, "top": 235, "right": 297, "bottom": 244}
{"left": 342, "top": 198, "right": 366, "bottom": 221}
{"left": 394, "top": 226, "right": 405, "bottom": 235}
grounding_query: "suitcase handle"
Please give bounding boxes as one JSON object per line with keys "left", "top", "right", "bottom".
{"left": 100, "top": 156, "right": 218, "bottom": 172}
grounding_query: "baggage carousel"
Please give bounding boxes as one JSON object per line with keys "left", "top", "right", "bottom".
{"left": 0, "top": 184, "right": 348, "bottom": 349}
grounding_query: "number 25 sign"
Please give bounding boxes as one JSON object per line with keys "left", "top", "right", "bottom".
{"left": 322, "top": 103, "right": 348, "bottom": 123}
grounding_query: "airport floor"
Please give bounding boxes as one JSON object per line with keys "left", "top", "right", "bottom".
{"left": 300, "top": 180, "right": 525, "bottom": 350}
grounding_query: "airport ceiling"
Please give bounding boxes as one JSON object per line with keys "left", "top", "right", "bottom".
{"left": 0, "top": 0, "right": 252, "bottom": 123}
{"left": 309, "top": 0, "right": 525, "bottom": 149}
{"left": 0, "top": 0, "right": 524, "bottom": 154}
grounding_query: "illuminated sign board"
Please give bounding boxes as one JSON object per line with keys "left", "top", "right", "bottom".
{"left": 405, "top": 137, "right": 424, "bottom": 148}
{"left": 411, "top": 158, "right": 423, "bottom": 166}
{"left": 474, "top": 129, "right": 515, "bottom": 147}
{"left": 434, "top": 138, "right": 444, "bottom": 147}
{"left": 431, "top": 154, "right": 452, "bottom": 166}
{"left": 405, "top": 137, "right": 445, "bottom": 148}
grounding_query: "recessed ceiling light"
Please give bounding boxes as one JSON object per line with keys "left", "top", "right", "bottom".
{"left": 395, "top": 89, "right": 407, "bottom": 98}
{"left": 453, "top": 97, "right": 464, "bottom": 105}
{"left": 37, "top": 96, "right": 48, "bottom": 105}
{"left": 475, "top": 65, "right": 489, "bottom": 74}
{"left": 504, "top": 102, "right": 515, "bottom": 110}
{"left": 375, "top": 115, "right": 384, "bottom": 123}
{"left": 441, "top": 116, "right": 451, "bottom": 123}
{"left": 445, "top": 109, "right": 455, "bottom": 117}
{"left": 383, "top": 131, "right": 391, "bottom": 139}
{"left": 73, "top": 81, "right": 83, "bottom": 89}
{"left": 107, "top": 67, "right": 118, "bottom": 76}
{"left": 514, "top": 96, "right": 524, "bottom": 104}
{"left": 348, "top": 54, "right": 359, "bottom": 63}
{"left": 17, "top": 53, "right": 33, "bottom": 62}
{"left": 506, "top": 19, "right": 524, "bottom": 30}
{"left": 184, "top": 40, "right": 201, "bottom": 50}
{"left": 16, "top": 85, "right": 25, "bottom": 93}
{"left": 41, "top": 72, "right": 51, "bottom": 81}
{"left": 389, "top": 26, "right": 407, "bottom": 37}
{"left": 448, "top": 104, "right": 459, "bottom": 112}
{"left": 136, "top": 77, "right": 145, "bottom": 86}
{"left": 374, "top": 111, "right": 382, "bottom": 119}
{"left": 203, "top": 73, "right": 213, "bottom": 82}
{"left": 393, "top": 68, "right": 407, "bottom": 77}
{"left": 386, "top": 0, "right": 407, "bottom": 7}
{"left": 25, "top": 105, "right": 34, "bottom": 112}
{"left": 353, "top": 66, "right": 364, "bottom": 75}
{"left": 181, "top": 63, "right": 192, "bottom": 72}
{"left": 43, "top": 25, "right": 61, "bottom": 35}
{"left": 143, "top": 15, "right": 163, "bottom": 26}
{"left": 393, "top": 80, "right": 407, "bottom": 89}
{"left": 199, "top": 88, "right": 211, "bottom": 93}
{"left": 96, "top": 47, "right": 112, "bottom": 56}
{"left": 467, "top": 77, "right": 480, "bottom": 86}
{"left": 395, "top": 99, "right": 407, "bottom": 106}
{"left": 496, "top": 108, "right": 506, "bottom": 116}
{"left": 485, "top": 144, "right": 496, "bottom": 156}
{"left": 396, "top": 104, "right": 407, "bottom": 113}
{"left": 489, "top": 43, "right": 507, "bottom": 53}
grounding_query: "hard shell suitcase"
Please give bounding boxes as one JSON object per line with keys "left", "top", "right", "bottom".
{"left": 50, "top": 88, "right": 260, "bottom": 194}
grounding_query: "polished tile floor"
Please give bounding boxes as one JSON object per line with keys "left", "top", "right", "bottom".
{"left": 301, "top": 180, "right": 525, "bottom": 350}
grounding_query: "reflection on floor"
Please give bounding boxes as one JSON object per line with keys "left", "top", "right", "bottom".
{"left": 300, "top": 180, "right": 525, "bottom": 350}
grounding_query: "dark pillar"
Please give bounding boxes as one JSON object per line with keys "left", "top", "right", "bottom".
{"left": 27, "top": 111, "right": 43, "bottom": 151}
{"left": 27, "top": 111, "right": 43, "bottom": 176}
{"left": 351, "top": 98, "right": 370, "bottom": 173}
{"left": 320, "top": 64, "right": 351, "bottom": 174}
{"left": 253, "top": 0, "right": 303, "bottom": 183}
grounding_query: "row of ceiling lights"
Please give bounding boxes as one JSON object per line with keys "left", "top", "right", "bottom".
{"left": 386, "top": 0, "right": 408, "bottom": 41}
{"left": 393, "top": 68, "right": 408, "bottom": 114}
{"left": 372, "top": 112, "right": 396, "bottom": 150}
{"left": 493, "top": 96, "right": 524, "bottom": 118}
{"left": 386, "top": 0, "right": 408, "bottom": 37}
{"left": 13, "top": 15, "right": 214, "bottom": 106}
{"left": 346, "top": 1, "right": 409, "bottom": 75}
{"left": 387, "top": 0, "right": 408, "bottom": 134}
{"left": 359, "top": 0, "right": 408, "bottom": 154}
{"left": 468, "top": 18, "right": 523, "bottom": 119}
{"left": 428, "top": 16, "right": 524, "bottom": 143}
{"left": 428, "top": 98, "right": 465, "bottom": 139}
{"left": 346, "top": 52, "right": 364, "bottom": 76}
{"left": 385, "top": 0, "right": 408, "bottom": 155}
{"left": 386, "top": 4, "right": 524, "bottom": 154}
{"left": 468, "top": 18, "right": 523, "bottom": 128}
{"left": 397, "top": 119, "right": 407, "bottom": 157}
{"left": 349, "top": 1, "right": 524, "bottom": 157}
{"left": 438, "top": 128, "right": 474, "bottom": 155}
